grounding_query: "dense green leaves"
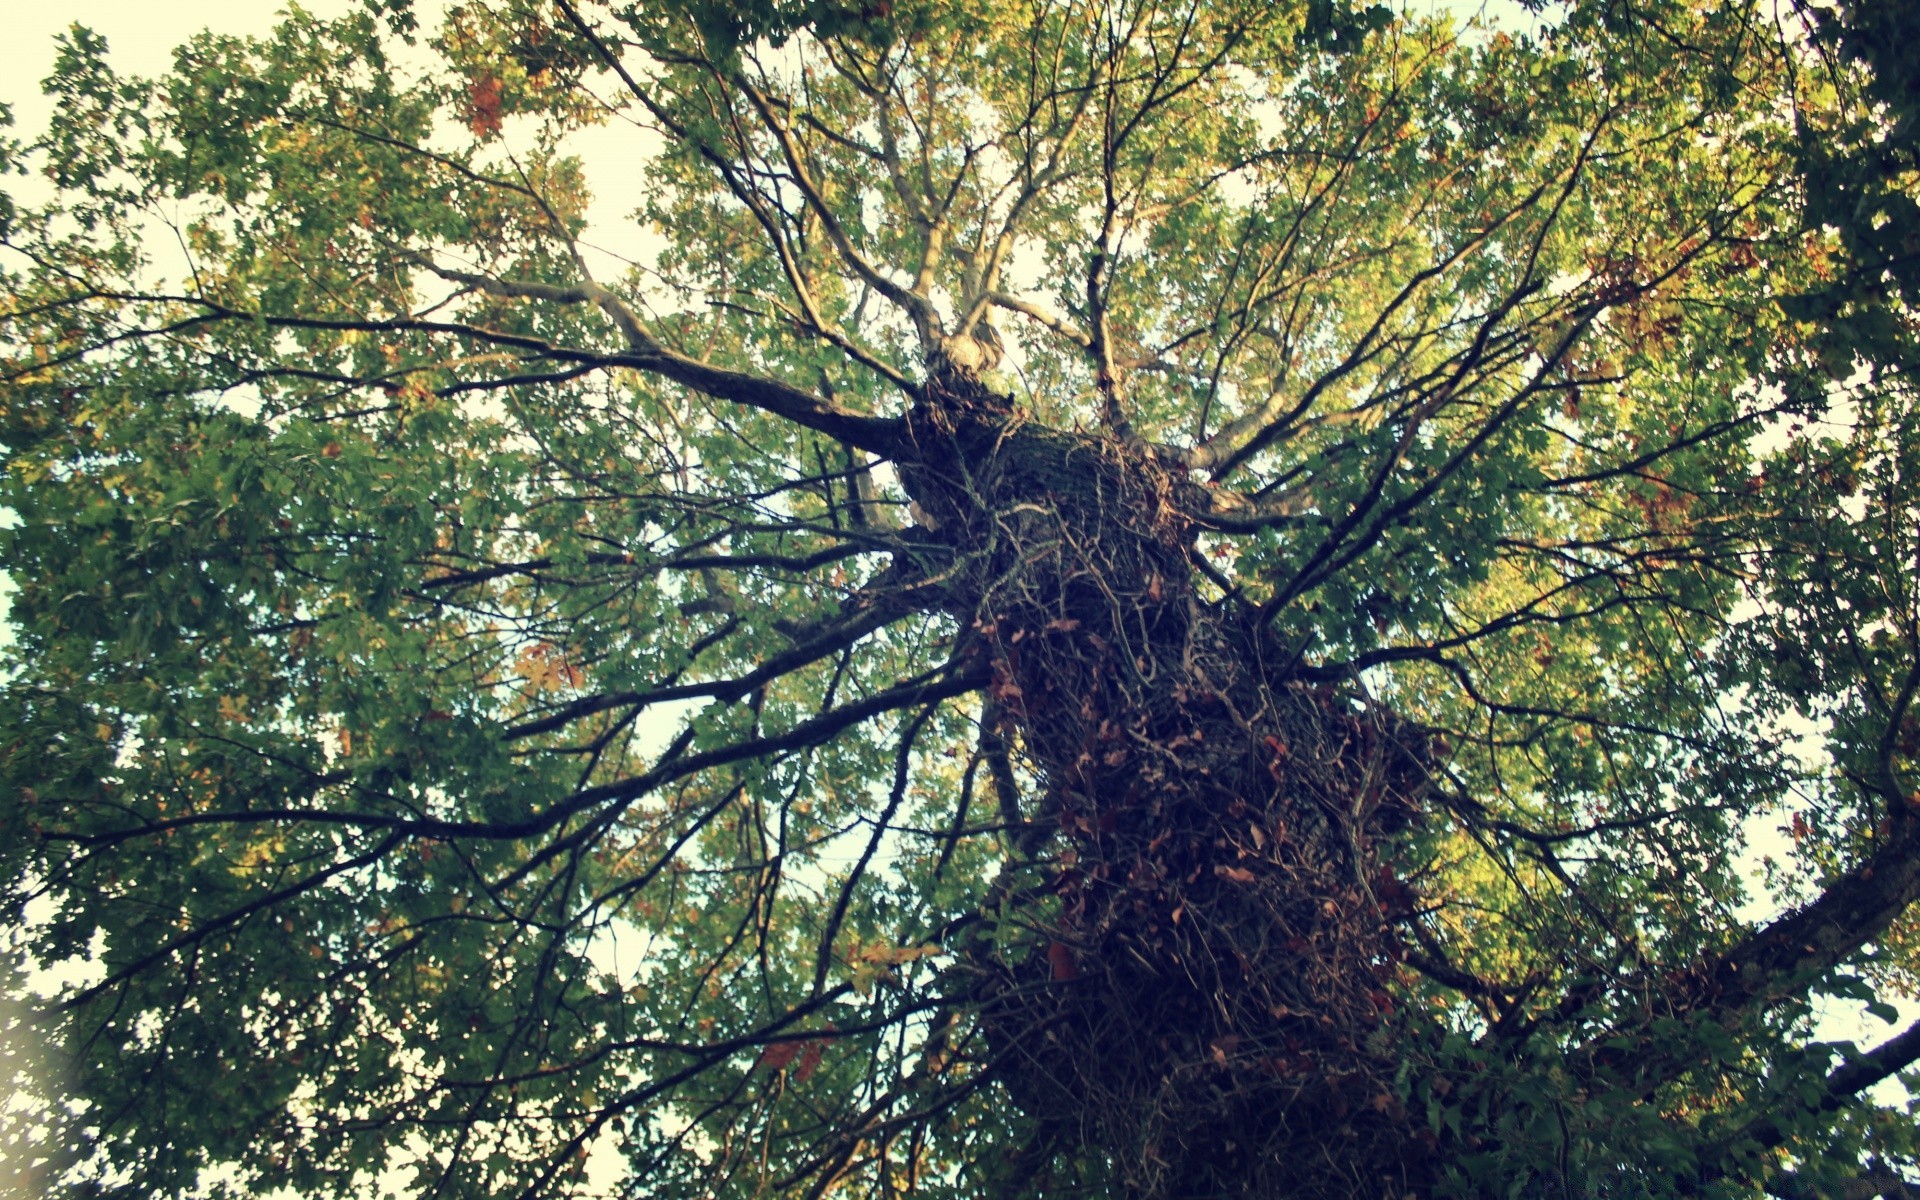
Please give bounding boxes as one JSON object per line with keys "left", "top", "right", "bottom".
{"left": 3, "top": 0, "right": 1919, "bottom": 1197}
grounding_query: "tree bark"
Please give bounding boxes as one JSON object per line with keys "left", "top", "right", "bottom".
{"left": 898, "top": 372, "right": 1438, "bottom": 1199}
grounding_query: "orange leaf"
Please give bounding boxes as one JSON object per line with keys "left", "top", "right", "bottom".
{"left": 468, "top": 74, "right": 504, "bottom": 138}
{"left": 1215, "top": 865, "right": 1256, "bottom": 884}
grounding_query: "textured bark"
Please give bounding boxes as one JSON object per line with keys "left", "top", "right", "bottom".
{"left": 899, "top": 373, "right": 1437, "bottom": 1199}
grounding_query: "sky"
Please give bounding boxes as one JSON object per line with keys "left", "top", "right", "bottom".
{"left": 4, "top": 4, "right": 358, "bottom": 128}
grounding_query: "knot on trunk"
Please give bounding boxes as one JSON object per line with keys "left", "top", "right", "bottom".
{"left": 935, "top": 325, "right": 1004, "bottom": 376}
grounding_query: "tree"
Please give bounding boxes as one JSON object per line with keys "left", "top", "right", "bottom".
{"left": 3, "top": 0, "right": 1919, "bottom": 1196}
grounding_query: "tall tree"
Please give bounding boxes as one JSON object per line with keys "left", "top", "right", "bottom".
{"left": 3, "top": 1, "right": 1918, "bottom": 1197}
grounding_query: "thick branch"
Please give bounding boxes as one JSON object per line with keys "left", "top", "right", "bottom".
{"left": 503, "top": 564, "right": 936, "bottom": 741}
{"left": 1705, "top": 821, "right": 1920, "bottom": 1016}
{"left": 1697, "top": 1022, "right": 1920, "bottom": 1199}
{"left": 130, "top": 287, "right": 907, "bottom": 455}
{"left": 47, "top": 665, "right": 987, "bottom": 848}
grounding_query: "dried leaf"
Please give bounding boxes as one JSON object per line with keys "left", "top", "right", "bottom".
{"left": 468, "top": 73, "right": 504, "bottom": 138}
{"left": 1047, "top": 940, "right": 1080, "bottom": 981}
{"left": 759, "top": 1041, "right": 801, "bottom": 1070}
{"left": 795, "top": 1040, "right": 825, "bottom": 1083}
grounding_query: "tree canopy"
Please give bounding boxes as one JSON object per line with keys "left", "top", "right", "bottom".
{"left": 3, "top": 0, "right": 1919, "bottom": 1197}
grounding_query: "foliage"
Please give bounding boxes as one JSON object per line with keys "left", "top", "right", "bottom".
{"left": 2, "top": 0, "right": 1918, "bottom": 1197}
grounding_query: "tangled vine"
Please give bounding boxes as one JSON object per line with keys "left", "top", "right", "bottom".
{"left": 898, "top": 370, "right": 1439, "bottom": 1199}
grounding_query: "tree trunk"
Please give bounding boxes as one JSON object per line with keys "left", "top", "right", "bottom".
{"left": 899, "top": 373, "right": 1438, "bottom": 1199}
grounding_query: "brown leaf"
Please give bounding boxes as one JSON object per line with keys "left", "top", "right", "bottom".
{"left": 1047, "top": 940, "right": 1080, "bottom": 981}
{"left": 1215, "top": 865, "right": 1257, "bottom": 884}
{"left": 467, "top": 73, "right": 504, "bottom": 138}
{"left": 794, "top": 1040, "right": 825, "bottom": 1083}
{"left": 1209, "top": 1034, "right": 1240, "bottom": 1066}
{"left": 759, "top": 1041, "right": 801, "bottom": 1070}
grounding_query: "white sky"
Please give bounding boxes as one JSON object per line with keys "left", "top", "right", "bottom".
{"left": 4, "top": 4, "right": 355, "bottom": 135}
